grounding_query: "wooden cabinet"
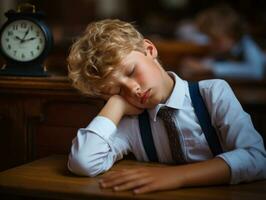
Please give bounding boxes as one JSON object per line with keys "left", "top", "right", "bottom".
{"left": 0, "top": 76, "right": 104, "bottom": 171}
{"left": 0, "top": 76, "right": 265, "bottom": 171}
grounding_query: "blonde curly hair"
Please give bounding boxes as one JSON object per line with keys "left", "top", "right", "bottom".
{"left": 67, "top": 19, "right": 145, "bottom": 97}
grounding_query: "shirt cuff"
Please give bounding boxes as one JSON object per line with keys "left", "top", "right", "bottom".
{"left": 217, "top": 149, "right": 248, "bottom": 185}
{"left": 86, "top": 116, "right": 117, "bottom": 140}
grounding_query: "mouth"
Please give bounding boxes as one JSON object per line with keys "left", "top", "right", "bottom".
{"left": 140, "top": 89, "right": 151, "bottom": 104}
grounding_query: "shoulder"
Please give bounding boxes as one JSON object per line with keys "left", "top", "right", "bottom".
{"left": 195, "top": 80, "right": 244, "bottom": 123}
{"left": 197, "top": 79, "right": 235, "bottom": 103}
{"left": 198, "top": 79, "right": 231, "bottom": 92}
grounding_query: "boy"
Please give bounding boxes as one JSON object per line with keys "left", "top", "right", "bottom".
{"left": 67, "top": 19, "right": 266, "bottom": 194}
{"left": 181, "top": 5, "right": 265, "bottom": 80}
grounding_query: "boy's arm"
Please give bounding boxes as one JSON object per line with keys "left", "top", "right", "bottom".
{"left": 68, "top": 95, "right": 142, "bottom": 177}
{"left": 99, "top": 157, "right": 230, "bottom": 194}
{"left": 98, "top": 95, "right": 143, "bottom": 125}
{"left": 207, "top": 80, "right": 266, "bottom": 184}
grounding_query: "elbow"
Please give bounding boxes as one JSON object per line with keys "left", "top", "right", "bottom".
{"left": 257, "top": 154, "right": 266, "bottom": 179}
{"left": 68, "top": 153, "right": 104, "bottom": 177}
{"left": 247, "top": 149, "right": 266, "bottom": 182}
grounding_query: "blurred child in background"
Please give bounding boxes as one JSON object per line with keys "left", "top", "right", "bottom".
{"left": 181, "top": 4, "right": 265, "bottom": 80}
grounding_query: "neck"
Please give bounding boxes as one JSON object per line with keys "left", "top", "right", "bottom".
{"left": 154, "top": 59, "right": 174, "bottom": 104}
{"left": 162, "top": 71, "right": 175, "bottom": 103}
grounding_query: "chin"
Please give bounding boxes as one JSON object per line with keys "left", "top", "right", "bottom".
{"left": 142, "top": 100, "right": 160, "bottom": 109}
{"left": 130, "top": 102, "right": 152, "bottom": 110}
{"left": 134, "top": 103, "right": 147, "bottom": 109}
{"left": 130, "top": 96, "right": 160, "bottom": 110}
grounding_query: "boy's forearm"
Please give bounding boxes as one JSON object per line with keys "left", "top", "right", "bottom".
{"left": 99, "top": 157, "right": 231, "bottom": 193}
{"left": 98, "top": 97, "right": 125, "bottom": 126}
{"left": 178, "top": 157, "right": 231, "bottom": 187}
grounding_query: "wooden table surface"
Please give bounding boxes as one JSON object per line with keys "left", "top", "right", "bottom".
{"left": 0, "top": 155, "right": 265, "bottom": 200}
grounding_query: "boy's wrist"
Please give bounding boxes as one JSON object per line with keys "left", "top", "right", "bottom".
{"left": 98, "top": 95, "right": 126, "bottom": 126}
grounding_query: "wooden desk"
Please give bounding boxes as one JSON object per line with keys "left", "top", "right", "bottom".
{"left": 0, "top": 155, "right": 265, "bottom": 200}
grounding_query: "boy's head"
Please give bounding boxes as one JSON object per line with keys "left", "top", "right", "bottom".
{"left": 68, "top": 19, "right": 174, "bottom": 109}
{"left": 196, "top": 4, "right": 246, "bottom": 53}
{"left": 67, "top": 19, "right": 146, "bottom": 97}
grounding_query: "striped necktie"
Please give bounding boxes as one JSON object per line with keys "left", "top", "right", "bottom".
{"left": 158, "top": 107, "right": 185, "bottom": 164}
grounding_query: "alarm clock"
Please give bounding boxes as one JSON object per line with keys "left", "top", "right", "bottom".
{"left": 0, "top": 3, "right": 53, "bottom": 76}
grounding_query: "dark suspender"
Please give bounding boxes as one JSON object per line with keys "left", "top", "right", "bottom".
{"left": 188, "top": 82, "right": 223, "bottom": 156}
{"left": 138, "top": 110, "right": 159, "bottom": 162}
{"left": 138, "top": 82, "right": 223, "bottom": 162}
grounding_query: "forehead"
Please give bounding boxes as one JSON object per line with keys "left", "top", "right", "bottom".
{"left": 108, "top": 51, "right": 139, "bottom": 75}
{"left": 104, "top": 50, "right": 144, "bottom": 81}
{"left": 121, "top": 50, "right": 144, "bottom": 65}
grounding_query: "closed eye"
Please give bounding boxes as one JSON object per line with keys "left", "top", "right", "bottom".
{"left": 128, "top": 67, "right": 135, "bottom": 77}
{"left": 118, "top": 88, "right": 121, "bottom": 95}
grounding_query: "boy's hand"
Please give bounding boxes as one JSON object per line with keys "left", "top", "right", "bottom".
{"left": 99, "top": 166, "right": 184, "bottom": 194}
{"left": 109, "top": 95, "right": 143, "bottom": 116}
{"left": 99, "top": 158, "right": 230, "bottom": 194}
{"left": 98, "top": 95, "right": 143, "bottom": 125}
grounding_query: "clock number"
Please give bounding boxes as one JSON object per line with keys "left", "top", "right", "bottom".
{"left": 39, "top": 38, "right": 43, "bottom": 43}
{"left": 36, "top": 31, "right": 40, "bottom": 37}
{"left": 7, "top": 44, "right": 11, "bottom": 50}
{"left": 31, "top": 51, "right": 34, "bottom": 57}
{"left": 12, "top": 25, "right": 18, "bottom": 30}
{"left": 13, "top": 50, "right": 17, "bottom": 56}
{"left": 21, "top": 23, "right": 27, "bottom": 29}
{"left": 7, "top": 31, "right": 13, "bottom": 36}
{"left": 21, "top": 53, "right": 25, "bottom": 59}
{"left": 5, "top": 38, "right": 9, "bottom": 42}
{"left": 37, "top": 45, "right": 40, "bottom": 50}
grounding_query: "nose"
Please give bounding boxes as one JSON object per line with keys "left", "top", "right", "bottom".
{"left": 121, "top": 79, "right": 141, "bottom": 97}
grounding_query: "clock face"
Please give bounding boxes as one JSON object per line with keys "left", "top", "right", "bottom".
{"left": 0, "top": 19, "right": 46, "bottom": 62}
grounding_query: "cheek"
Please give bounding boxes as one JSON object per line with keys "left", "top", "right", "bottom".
{"left": 134, "top": 70, "right": 147, "bottom": 84}
{"left": 136, "top": 66, "right": 161, "bottom": 86}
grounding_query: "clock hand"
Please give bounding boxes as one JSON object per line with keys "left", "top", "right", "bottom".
{"left": 20, "top": 28, "right": 30, "bottom": 43}
{"left": 15, "top": 35, "right": 23, "bottom": 41}
{"left": 24, "top": 37, "right": 36, "bottom": 42}
{"left": 22, "top": 28, "right": 30, "bottom": 40}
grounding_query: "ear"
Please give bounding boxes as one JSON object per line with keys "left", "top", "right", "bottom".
{"left": 143, "top": 39, "right": 158, "bottom": 59}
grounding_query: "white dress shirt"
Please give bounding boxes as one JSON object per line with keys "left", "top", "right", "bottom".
{"left": 68, "top": 72, "right": 266, "bottom": 184}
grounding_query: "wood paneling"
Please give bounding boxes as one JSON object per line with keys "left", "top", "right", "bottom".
{"left": 0, "top": 76, "right": 104, "bottom": 171}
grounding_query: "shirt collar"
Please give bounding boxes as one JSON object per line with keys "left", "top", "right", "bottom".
{"left": 148, "top": 71, "right": 187, "bottom": 121}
